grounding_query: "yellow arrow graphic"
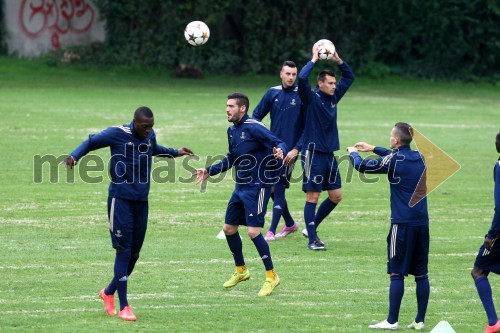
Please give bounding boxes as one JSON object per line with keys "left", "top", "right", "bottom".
{"left": 409, "top": 127, "right": 461, "bottom": 207}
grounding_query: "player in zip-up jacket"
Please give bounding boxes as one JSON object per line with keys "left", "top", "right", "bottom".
{"left": 195, "top": 93, "right": 286, "bottom": 297}
{"left": 298, "top": 42, "right": 355, "bottom": 250}
{"left": 252, "top": 60, "right": 304, "bottom": 241}
{"left": 62, "top": 107, "right": 194, "bottom": 320}
{"left": 348, "top": 122, "right": 429, "bottom": 330}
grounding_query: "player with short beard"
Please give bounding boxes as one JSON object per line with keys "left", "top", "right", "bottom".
{"left": 194, "top": 93, "right": 287, "bottom": 296}
{"left": 252, "top": 60, "right": 304, "bottom": 242}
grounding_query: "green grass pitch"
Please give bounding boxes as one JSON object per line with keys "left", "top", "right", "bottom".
{"left": 0, "top": 57, "right": 499, "bottom": 332}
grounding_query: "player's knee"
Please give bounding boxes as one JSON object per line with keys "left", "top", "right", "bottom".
{"left": 471, "top": 266, "right": 488, "bottom": 281}
{"left": 247, "top": 229, "right": 260, "bottom": 239}
{"left": 328, "top": 194, "right": 342, "bottom": 203}
{"left": 223, "top": 224, "right": 237, "bottom": 235}
{"left": 415, "top": 274, "right": 428, "bottom": 282}
{"left": 131, "top": 252, "right": 140, "bottom": 259}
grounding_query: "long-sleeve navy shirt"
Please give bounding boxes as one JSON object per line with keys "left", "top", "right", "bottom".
{"left": 298, "top": 61, "right": 355, "bottom": 153}
{"left": 70, "top": 121, "right": 178, "bottom": 201}
{"left": 206, "top": 114, "right": 287, "bottom": 189}
{"left": 349, "top": 146, "right": 429, "bottom": 226}
{"left": 252, "top": 84, "right": 304, "bottom": 151}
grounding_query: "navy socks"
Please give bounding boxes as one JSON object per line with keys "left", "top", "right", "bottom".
{"left": 314, "top": 198, "right": 337, "bottom": 230}
{"left": 476, "top": 276, "right": 498, "bottom": 325}
{"left": 415, "top": 275, "right": 430, "bottom": 323}
{"left": 304, "top": 201, "right": 317, "bottom": 244}
{"left": 225, "top": 232, "right": 245, "bottom": 266}
{"left": 115, "top": 249, "right": 131, "bottom": 310}
{"left": 252, "top": 233, "right": 274, "bottom": 270}
{"left": 269, "top": 185, "right": 295, "bottom": 233}
{"left": 387, "top": 275, "right": 404, "bottom": 324}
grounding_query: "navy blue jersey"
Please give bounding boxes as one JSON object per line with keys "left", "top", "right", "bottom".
{"left": 206, "top": 114, "right": 287, "bottom": 188}
{"left": 70, "top": 121, "right": 178, "bottom": 201}
{"left": 298, "top": 61, "right": 355, "bottom": 153}
{"left": 252, "top": 84, "right": 304, "bottom": 150}
{"left": 487, "top": 158, "right": 500, "bottom": 238}
{"left": 350, "top": 146, "right": 429, "bottom": 225}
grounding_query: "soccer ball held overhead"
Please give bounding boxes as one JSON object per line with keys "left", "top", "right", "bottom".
{"left": 316, "top": 39, "right": 335, "bottom": 60}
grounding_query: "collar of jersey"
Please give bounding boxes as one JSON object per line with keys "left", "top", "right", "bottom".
{"left": 233, "top": 114, "right": 249, "bottom": 127}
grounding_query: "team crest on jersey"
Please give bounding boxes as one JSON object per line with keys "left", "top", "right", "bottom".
{"left": 291, "top": 99, "right": 296, "bottom": 106}
{"left": 240, "top": 131, "right": 246, "bottom": 140}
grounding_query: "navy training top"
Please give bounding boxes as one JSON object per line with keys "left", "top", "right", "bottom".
{"left": 252, "top": 84, "right": 305, "bottom": 151}
{"left": 298, "top": 61, "right": 355, "bottom": 153}
{"left": 206, "top": 114, "right": 287, "bottom": 189}
{"left": 70, "top": 121, "right": 178, "bottom": 201}
{"left": 349, "top": 146, "right": 429, "bottom": 225}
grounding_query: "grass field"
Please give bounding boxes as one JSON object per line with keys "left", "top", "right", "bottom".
{"left": 0, "top": 56, "right": 499, "bottom": 332}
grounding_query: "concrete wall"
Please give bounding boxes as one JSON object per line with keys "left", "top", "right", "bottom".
{"left": 4, "top": 0, "right": 105, "bottom": 57}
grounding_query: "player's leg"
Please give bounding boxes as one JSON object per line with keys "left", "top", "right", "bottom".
{"left": 103, "top": 197, "right": 135, "bottom": 320}
{"left": 371, "top": 224, "right": 407, "bottom": 329}
{"left": 472, "top": 237, "right": 500, "bottom": 331}
{"left": 223, "top": 191, "right": 249, "bottom": 288}
{"left": 129, "top": 201, "right": 148, "bottom": 276}
{"left": 315, "top": 188, "right": 341, "bottom": 230}
{"left": 315, "top": 156, "right": 342, "bottom": 231}
{"left": 302, "top": 151, "right": 326, "bottom": 250}
{"left": 407, "top": 225, "right": 429, "bottom": 330}
{"left": 281, "top": 163, "right": 297, "bottom": 228}
{"left": 275, "top": 164, "right": 298, "bottom": 238}
{"left": 386, "top": 224, "right": 410, "bottom": 326}
{"left": 245, "top": 187, "right": 279, "bottom": 296}
{"left": 267, "top": 183, "right": 291, "bottom": 240}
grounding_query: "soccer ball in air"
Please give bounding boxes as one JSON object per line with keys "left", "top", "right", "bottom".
{"left": 184, "top": 21, "right": 210, "bottom": 46}
{"left": 316, "top": 39, "right": 335, "bottom": 60}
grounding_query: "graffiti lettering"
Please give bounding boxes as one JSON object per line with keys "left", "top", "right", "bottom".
{"left": 19, "top": 0, "right": 96, "bottom": 49}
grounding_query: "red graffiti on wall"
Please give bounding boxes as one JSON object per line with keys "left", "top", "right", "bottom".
{"left": 19, "top": 0, "right": 97, "bottom": 49}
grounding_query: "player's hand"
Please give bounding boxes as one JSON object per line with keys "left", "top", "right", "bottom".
{"left": 354, "top": 142, "right": 374, "bottom": 152}
{"left": 61, "top": 155, "right": 77, "bottom": 169}
{"left": 484, "top": 236, "right": 495, "bottom": 251}
{"left": 311, "top": 42, "right": 319, "bottom": 62}
{"left": 346, "top": 146, "right": 358, "bottom": 153}
{"left": 273, "top": 147, "right": 283, "bottom": 159}
{"left": 283, "top": 148, "right": 299, "bottom": 166}
{"left": 193, "top": 168, "right": 209, "bottom": 186}
{"left": 331, "top": 51, "right": 343, "bottom": 65}
{"left": 178, "top": 147, "right": 195, "bottom": 157}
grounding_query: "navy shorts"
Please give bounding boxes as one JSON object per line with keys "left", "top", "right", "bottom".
{"left": 225, "top": 187, "right": 271, "bottom": 228}
{"left": 107, "top": 197, "right": 148, "bottom": 253}
{"left": 387, "top": 224, "right": 429, "bottom": 276}
{"left": 302, "top": 150, "right": 341, "bottom": 192}
{"left": 474, "top": 237, "right": 500, "bottom": 274}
